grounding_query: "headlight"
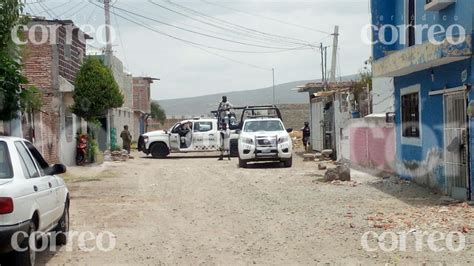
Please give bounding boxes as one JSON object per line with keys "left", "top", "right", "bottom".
{"left": 143, "top": 136, "right": 149, "bottom": 143}
{"left": 241, "top": 137, "right": 254, "bottom": 145}
{"left": 278, "top": 136, "right": 289, "bottom": 144}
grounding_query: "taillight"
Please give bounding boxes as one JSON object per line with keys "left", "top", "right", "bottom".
{"left": 0, "top": 197, "right": 14, "bottom": 214}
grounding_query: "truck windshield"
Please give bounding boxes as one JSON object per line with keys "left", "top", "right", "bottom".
{"left": 0, "top": 141, "right": 13, "bottom": 179}
{"left": 244, "top": 121, "right": 284, "bottom": 132}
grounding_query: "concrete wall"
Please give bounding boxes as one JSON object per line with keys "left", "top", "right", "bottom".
{"left": 372, "top": 77, "right": 395, "bottom": 114}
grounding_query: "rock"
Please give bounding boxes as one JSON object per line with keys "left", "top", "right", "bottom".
{"left": 324, "top": 165, "right": 351, "bottom": 182}
{"left": 321, "top": 149, "right": 333, "bottom": 157}
{"left": 303, "top": 153, "right": 315, "bottom": 161}
{"left": 318, "top": 163, "right": 327, "bottom": 170}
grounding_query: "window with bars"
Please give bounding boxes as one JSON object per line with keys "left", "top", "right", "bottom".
{"left": 401, "top": 92, "right": 420, "bottom": 138}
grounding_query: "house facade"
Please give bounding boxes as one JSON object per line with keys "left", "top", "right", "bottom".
{"left": 21, "top": 18, "right": 90, "bottom": 165}
{"left": 371, "top": 0, "right": 473, "bottom": 200}
{"left": 133, "top": 77, "right": 158, "bottom": 138}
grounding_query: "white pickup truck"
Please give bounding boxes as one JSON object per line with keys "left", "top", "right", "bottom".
{"left": 138, "top": 118, "right": 231, "bottom": 158}
{"left": 238, "top": 118, "right": 293, "bottom": 168}
{"left": 138, "top": 105, "right": 284, "bottom": 158}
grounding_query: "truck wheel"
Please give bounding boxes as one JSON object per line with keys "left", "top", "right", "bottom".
{"left": 12, "top": 221, "right": 36, "bottom": 266}
{"left": 283, "top": 157, "right": 293, "bottom": 168}
{"left": 151, "top": 143, "right": 169, "bottom": 158}
{"left": 54, "top": 201, "right": 69, "bottom": 245}
{"left": 238, "top": 158, "right": 247, "bottom": 168}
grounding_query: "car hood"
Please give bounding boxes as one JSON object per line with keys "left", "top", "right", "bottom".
{"left": 240, "top": 131, "right": 288, "bottom": 138}
{"left": 144, "top": 130, "right": 167, "bottom": 136}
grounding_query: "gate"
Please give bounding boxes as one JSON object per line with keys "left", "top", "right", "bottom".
{"left": 444, "top": 92, "right": 468, "bottom": 200}
{"left": 311, "top": 99, "right": 324, "bottom": 151}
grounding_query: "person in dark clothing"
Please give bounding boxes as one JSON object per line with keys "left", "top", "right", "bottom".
{"left": 301, "top": 122, "right": 311, "bottom": 152}
{"left": 120, "top": 125, "right": 132, "bottom": 154}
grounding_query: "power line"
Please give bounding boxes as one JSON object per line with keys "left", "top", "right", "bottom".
{"left": 111, "top": 5, "right": 308, "bottom": 50}
{"left": 162, "top": 0, "right": 318, "bottom": 45}
{"left": 148, "top": 0, "right": 317, "bottom": 48}
{"left": 88, "top": 0, "right": 284, "bottom": 71}
{"left": 116, "top": 0, "right": 310, "bottom": 48}
{"left": 37, "top": 1, "right": 57, "bottom": 18}
{"left": 200, "top": 0, "right": 332, "bottom": 35}
{"left": 60, "top": 1, "right": 89, "bottom": 19}
{"left": 112, "top": 12, "right": 129, "bottom": 70}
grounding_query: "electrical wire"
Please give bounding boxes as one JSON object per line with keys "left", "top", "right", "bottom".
{"left": 37, "top": 1, "right": 57, "bottom": 18}
{"left": 112, "top": 12, "right": 130, "bottom": 70}
{"left": 147, "top": 0, "right": 317, "bottom": 48}
{"left": 88, "top": 0, "right": 278, "bottom": 71}
{"left": 162, "top": 0, "right": 319, "bottom": 45}
{"left": 60, "top": 1, "right": 89, "bottom": 19}
{"left": 115, "top": 0, "right": 311, "bottom": 48}
{"left": 200, "top": 0, "right": 332, "bottom": 35}
{"left": 111, "top": 5, "right": 309, "bottom": 50}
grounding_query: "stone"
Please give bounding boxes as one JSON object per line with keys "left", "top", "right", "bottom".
{"left": 303, "top": 153, "right": 315, "bottom": 162}
{"left": 318, "top": 163, "right": 327, "bottom": 170}
{"left": 321, "top": 149, "right": 333, "bottom": 157}
{"left": 324, "top": 165, "right": 351, "bottom": 182}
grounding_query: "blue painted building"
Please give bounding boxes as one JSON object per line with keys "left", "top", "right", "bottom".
{"left": 371, "top": 0, "right": 473, "bottom": 200}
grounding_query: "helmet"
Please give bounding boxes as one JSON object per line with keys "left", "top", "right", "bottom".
{"left": 222, "top": 96, "right": 227, "bottom": 102}
{"left": 304, "top": 121, "right": 309, "bottom": 126}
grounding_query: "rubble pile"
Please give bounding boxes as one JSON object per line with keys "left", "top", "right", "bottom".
{"left": 104, "top": 150, "right": 129, "bottom": 162}
{"left": 366, "top": 202, "right": 474, "bottom": 232}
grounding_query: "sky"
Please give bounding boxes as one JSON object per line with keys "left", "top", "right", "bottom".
{"left": 24, "top": 0, "right": 371, "bottom": 100}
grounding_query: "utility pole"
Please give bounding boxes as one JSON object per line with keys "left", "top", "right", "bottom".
{"left": 330, "top": 25, "right": 339, "bottom": 83}
{"left": 272, "top": 68, "right": 275, "bottom": 105}
{"left": 320, "top": 43, "right": 325, "bottom": 84}
{"left": 103, "top": 0, "right": 113, "bottom": 148}
{"left": 104, "top": 0, "right": 113, "bottom": 66}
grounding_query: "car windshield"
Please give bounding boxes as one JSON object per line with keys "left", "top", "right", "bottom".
{"left": 244, "top": 121, "right": 284, "bottom": 132}
{"left": 0, "top": 141, "right": 13, "bottom": 179}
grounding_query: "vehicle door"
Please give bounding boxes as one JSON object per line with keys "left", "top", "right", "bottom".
{"left": 24, "top": 141, "right": 64, "bottom": 222}
{"left": 14, "top": 141, "right": 55, "bottom": 231}
{"left": 169, "top": 123, "right": 181, "bottom": 151}
{"left": 192, "top": 121, "right": 218, "bottom": 150}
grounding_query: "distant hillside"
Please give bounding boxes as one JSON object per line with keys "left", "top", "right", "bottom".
{"left": 158, "top": 75, "right": 357, "bottom": 117}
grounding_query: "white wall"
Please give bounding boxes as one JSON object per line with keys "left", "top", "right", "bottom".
{"left": 372, "top": 77, "right": 395, "bottom": 114}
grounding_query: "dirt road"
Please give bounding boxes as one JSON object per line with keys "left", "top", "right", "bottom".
{"left": 37, "top": 152, "right": 473, "bottom": 265}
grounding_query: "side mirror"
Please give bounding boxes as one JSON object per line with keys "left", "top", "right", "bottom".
{"left": 235, "top": 129, "right": 241, "bottom": 134}
{"left": 45, "top": 164, "right": 67, "bottom": 175}
{"left": 286, "top": 128, "right": 293, "bottom": 133}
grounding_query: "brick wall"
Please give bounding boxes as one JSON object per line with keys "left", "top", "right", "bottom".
{"left": 133, "top": 78, "right": 151, "bottom": 114}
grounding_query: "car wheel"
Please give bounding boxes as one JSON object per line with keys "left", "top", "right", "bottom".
{"left": 283, "top": 157, "right": 293, "bottom": 168}
{"left": 151, "top": 143, "right": 169, "bottom": 158}
{"left": 238, "top": 157, "right": 247, "bottom": 168}
{"left": 55, "top": 201, "right": 70, "bottom": 246}
{"left": 12, "top": 221, "right": 36, "bottom": 266}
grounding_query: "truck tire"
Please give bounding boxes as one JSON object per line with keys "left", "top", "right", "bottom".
{"left": 151, "top": 143, "right": 169, "bottom": 158}
{"left": 283, "top": 157, "right": 293, "bottom": 168}
{"left": 238, "top": 158, "right": 247, "bottom": 168}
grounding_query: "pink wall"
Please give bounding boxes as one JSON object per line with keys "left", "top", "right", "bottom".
{"left": 350, "top": 126, "right": 395, "bottom": 173}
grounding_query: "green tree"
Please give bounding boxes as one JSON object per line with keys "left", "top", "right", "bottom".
{"left": 0, "top": 0, "right": 29, "bottom": 121}
{"left": 150, "top": 101, "right": 167, "bottom": 125}
{"left": 71, "top": 57, "right": 124, "bottom": 122}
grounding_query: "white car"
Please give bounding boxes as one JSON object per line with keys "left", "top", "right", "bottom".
{"left": 0, "top": 137, "right": 69, "bottom": 265}
{"left": 238, "top": 118, "right": 293, "bottom": 168}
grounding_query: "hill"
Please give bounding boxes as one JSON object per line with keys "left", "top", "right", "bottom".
{"left": 158, "top": 75, "right": 357, "bottom": 117}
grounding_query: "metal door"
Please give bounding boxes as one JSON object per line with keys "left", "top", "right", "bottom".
{"left": 444, "top": 92, "right": 468, "bottom": 200}
{"left": 311, "top": 100, "right": 324, "bottom": 151}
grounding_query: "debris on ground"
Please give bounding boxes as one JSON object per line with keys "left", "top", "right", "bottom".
{"left": 303, "top": 153, "right": 316, "bottom": 161}
{"left": 321, "top": 149, "right": 333, "bottom": 158}
{"left": 104, "top": 150, "right": 130, "bottom": 161}
{"left": 318, "top": 163, "right": 327, "bottom": 170}
{"left": 324, "top": 165, "right": 351, "bottom": 182}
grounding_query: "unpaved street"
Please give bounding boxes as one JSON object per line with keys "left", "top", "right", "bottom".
{"left": 38, "top": 152, "right": 474, "bottom": 265}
